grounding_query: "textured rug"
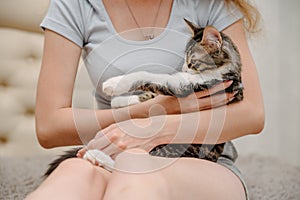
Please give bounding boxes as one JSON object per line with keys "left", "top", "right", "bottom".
{"left": 0, "top": 154, "right": 300, "bottom": 200}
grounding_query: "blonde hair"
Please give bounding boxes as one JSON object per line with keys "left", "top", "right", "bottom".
{"left": 225, "top": 0, "right": 261, "bottom": 33}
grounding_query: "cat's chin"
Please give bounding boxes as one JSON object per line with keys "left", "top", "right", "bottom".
{"left": 182, "top": 68, "right": 198, "bottom": 75}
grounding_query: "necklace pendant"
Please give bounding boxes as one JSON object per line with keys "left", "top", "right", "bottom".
{"left": 144, "top": 33, "right": 155, "bottom": 40}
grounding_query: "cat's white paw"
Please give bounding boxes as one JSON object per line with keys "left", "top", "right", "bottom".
{"left": 103, "top": 75, "right": 129, "bottom": 96}
{"left": 102, "top": 76, "right": 123, "bottom": 96}
{"left": 111, "top": 95, "right": 141, "bottom": 108}
{"left": 83, "top": 149, "right": 114, "bottom": 171}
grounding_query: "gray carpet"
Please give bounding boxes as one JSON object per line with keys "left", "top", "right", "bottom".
{"left": 0, "top": 154, "right": 300, "bottom": 200}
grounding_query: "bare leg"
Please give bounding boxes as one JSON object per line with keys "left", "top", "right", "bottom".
{"left": 26, "top": 158, "right": 111, "bottom": 200}
{"left": 161, "top": 157, "right": 246, "bottom": 200}
{"left": 104, "top": 148, "right": 246, "bottom": 200}
{"left": 103, "top": 149, "right": 171, "bottom": 200}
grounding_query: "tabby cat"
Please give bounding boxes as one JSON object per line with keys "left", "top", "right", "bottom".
{"left": 104, "top": 19, "right": 243, "bottom": 106}
{"left": 45, "top": 19, "right": 243, "bottom": 176}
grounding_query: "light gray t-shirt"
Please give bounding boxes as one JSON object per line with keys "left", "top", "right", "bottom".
{"left": 41, "top": 0, "right": 242, "bottom": 109}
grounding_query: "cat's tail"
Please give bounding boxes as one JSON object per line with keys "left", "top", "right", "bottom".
{"left": 44, "top": 147, "right": 81, "bottom": 177}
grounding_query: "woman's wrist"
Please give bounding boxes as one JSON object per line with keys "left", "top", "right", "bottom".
{"left": 127, "top": 97, "right": 172, "bottom": 119}
{"left": 127, "top": 101, "right": 151, "bottom": 118}
{"left": 149, "top": 115, "right": 180, "bottom": 146}
{"left": 145, "top": 95, "right": 180, "bottom": 116}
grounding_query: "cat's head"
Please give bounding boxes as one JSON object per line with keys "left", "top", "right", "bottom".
{"left": 182, "top": 19, "right": 228, "bottom": 74}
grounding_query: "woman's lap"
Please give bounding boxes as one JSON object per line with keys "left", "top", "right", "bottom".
{"left": 105, "top": 148, "right": 247, "bottom": 200}
{"left": 162, "top": 157, "right": 247, "bottom": 200}
{"left": 27, "top": 150, "right": 247, "bottom": 200}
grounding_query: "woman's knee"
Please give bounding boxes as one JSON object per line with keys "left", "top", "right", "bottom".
{"left": 54, "top": 158, "right": 110, "bottom": 182}
{"left": 28, "top": 158, "right": 110, "bottom": 200}
{"left": 57, "top": 158, "right": 93, "bottom": 172}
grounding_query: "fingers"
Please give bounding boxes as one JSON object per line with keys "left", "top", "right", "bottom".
{"left": 86, "top": 126, "right": 118, "bottom": 150}
{"left": 197, "top": 91, "right": 236, "bottom": 110}
{"left": 82, "top": 125, "right": 127, "bottom": 157}
{"left": 76, "top": 147, "right": 87, "bottom": 158}
{"left": 77, "top": 131, "right": 108, "bottom": 158}
{"left": 102, "top": 142, "right": 127, "bottom": 158}
{"left": 194, "top": 80, "right": 233, "bottom": 99}
{"left": 86, "top": 134, "right": 111, "bottom": 151}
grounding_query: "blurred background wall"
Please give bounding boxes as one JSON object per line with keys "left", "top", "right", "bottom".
{"left": 235, "top": 0, "right": 300, "bottom": 165}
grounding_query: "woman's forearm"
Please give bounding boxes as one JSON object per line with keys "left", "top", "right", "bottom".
{"left": 153, "top": 98, "right": 265, "bottom": 146}
{"left": 81, "top": 94, "right": 265, "bottom": 155}
{"left": 35, "top": 102, "right": 151, "bottom": 148}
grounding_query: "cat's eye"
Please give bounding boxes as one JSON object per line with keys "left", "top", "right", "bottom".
{"left": 199, "top": 60, "right": 215, "bottom": 66}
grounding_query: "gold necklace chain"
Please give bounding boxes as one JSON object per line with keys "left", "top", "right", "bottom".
{"left": 125, "top": 0, "right": 163, "bottom": 40}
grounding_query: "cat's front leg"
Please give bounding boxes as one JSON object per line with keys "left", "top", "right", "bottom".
{"left": 103, "top": 73, "right": 145, "bottom": 96}
{"left": 103, "top": 72, "right": 168, "bottom": 96}
{"left": 132, "top": 72, "right": 202, "bottom": 97}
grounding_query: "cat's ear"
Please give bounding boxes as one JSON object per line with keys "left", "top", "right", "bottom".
{"left": 201, "top": 26, "right": 222, "bottom": 52}
{"left": 184, "top": 18, "right": 201, "bottom": 35}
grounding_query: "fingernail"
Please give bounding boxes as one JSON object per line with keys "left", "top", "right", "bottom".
{"left": 226, "top": 80, "right": 233, "bottom": 86}
{"left": 229, "top": 97, "right": 235, "bottom": 102}
{"left": 76, "top": 152, "right": 82, "bottom": 158}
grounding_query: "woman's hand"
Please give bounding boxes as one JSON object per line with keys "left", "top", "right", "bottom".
{"left": 77, "top": 118, "right": 163, "bottom": 159}
{"left": 146, "top": 80, "right": 236, "bottom": 115}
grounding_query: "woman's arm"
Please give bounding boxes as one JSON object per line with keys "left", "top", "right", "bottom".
{"left": 35, "top": 30, "right": 150, "bottom": 148}
{"left": 155, "top": 20, "right": 265, "bottom": 144}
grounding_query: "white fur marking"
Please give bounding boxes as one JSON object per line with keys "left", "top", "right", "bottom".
{"left": 102, "top": 75, "right": 126, "bottom": 96}
{"left": 111, "top": 95, "right": 141, "bottom": 108}
{"left": 83, "top": 149, "right": 115, "bottom": 171}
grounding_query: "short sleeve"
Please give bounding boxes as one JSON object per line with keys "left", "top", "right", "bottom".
{"left": 40, "top": 0, "right": 87, "bottom": 47}
{"left": 196, "top": 0, "right": 243, "bottom": 31}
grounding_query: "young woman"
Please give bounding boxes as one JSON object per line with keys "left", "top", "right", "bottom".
{"left": 26, "top": 0, "right": 264, "bottom": 199}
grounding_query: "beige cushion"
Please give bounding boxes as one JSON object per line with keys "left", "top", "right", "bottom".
{"left": 0, "top": 28, "right": 43, "bottom": 156}
{"left": 0, "top": 0, "right": 93, "bottom": 156}
{"left": 0, "top": 0, "right": 49, "bottom": 33}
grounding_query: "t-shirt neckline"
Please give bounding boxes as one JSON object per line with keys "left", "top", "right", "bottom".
{"left": 98, "top": 0, "right": 176, "bottom": 45}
